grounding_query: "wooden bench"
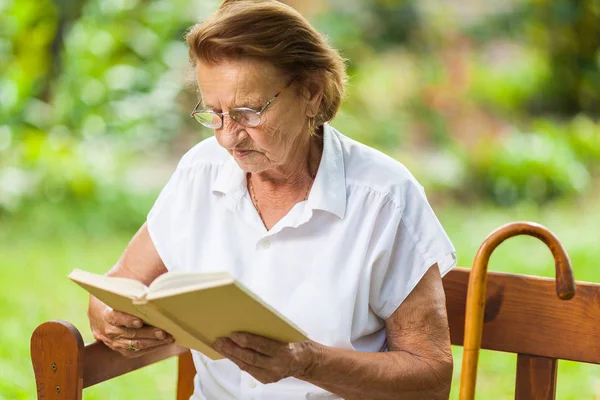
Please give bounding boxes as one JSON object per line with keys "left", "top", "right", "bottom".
{"left": 31, "top": 223, "right": 600, "bottom": 400}
{"left": 30, "top": 268, "right": 600, "bottom": 400}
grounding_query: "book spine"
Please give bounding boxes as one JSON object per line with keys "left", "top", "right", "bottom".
{"left": 132, "top": 289, "right": 149, "bottom": 305}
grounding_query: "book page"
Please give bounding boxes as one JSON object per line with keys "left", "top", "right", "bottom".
{"left": 147, "top": 271, "right": 232, "bottom": 296}
{"left": 68, "top": 269, "right": 148, "bottom": 299}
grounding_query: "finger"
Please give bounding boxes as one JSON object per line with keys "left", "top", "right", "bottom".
{"left": 119, "top": 326, "right": 171, "bottom": 340}
{"left": 119, "top": 337, "right": 174, "bottom": 352}
{"left": 104, "top": 336, "right": 172, "bottom": 357}
{"left": 104, "top": 307, "right": 143, "bottom": 328}
{"left": 91, "top": 327, "right": 104, "bottom": 342}
{"left": 215, "top": 338, "right": 270, "bottom": 368}
{"left": 230, "top": 332, "right": 281, "bottom": 356}
{"left": 117, "top": 342, "right": 173, "bottom": 359}
{"left": 225, "top": 353, "right": 276, "bottom": 384}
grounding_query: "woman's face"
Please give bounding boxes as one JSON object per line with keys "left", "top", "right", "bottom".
{"left": 195, "top": 59, "right": 317, "bottom": 174}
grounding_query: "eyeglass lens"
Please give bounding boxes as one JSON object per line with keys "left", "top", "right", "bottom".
{"left": 193, "top": 109, "right": 262, "bottom": 129}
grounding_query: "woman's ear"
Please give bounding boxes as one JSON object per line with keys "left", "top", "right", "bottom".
{"left": 304, "top": 78, "right": 324, "bottom": 118}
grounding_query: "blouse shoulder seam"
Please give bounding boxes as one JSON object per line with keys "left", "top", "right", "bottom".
{"left": 398, "top": 202, "right": 433, "bottom": 271}
{"left": 345, "top": 179, "right": 403, "bottom": 210}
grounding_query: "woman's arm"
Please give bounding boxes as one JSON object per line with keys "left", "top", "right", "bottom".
{"left": 88, "top": 223, "right": 174, "bottom": 357}
{"left": 103, "top": 222, "right": 168, "bottom": 283}
{"left": 301, "top": 264, "right": 453, "bottom": 399}
{"left": 215, "top": 264, "right": 453, "bottom": 400}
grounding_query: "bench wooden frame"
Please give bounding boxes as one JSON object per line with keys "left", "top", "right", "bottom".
{"left": 30, "top": 267, "right": 600, "bottom": 399}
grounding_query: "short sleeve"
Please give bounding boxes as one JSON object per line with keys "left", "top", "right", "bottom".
{"left": 146, "top": 162, "right": 194, "bottom": 272}
{"left": 369, "top": 179, "right": 456, "bottom": 319}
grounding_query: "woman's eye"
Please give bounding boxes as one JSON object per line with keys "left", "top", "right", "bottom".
{"left": 232, "top": 112, "right": 248, "bottom": 122}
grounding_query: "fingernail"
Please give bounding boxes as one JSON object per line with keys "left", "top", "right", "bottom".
{"left": 155, "top": 330, "right": 165, "bottom": 339}
{"left": 133, "top": 320, "right": 142, "bottom": 328}
{"left": 214, "top": 338, "right": 223, "bottom": 349}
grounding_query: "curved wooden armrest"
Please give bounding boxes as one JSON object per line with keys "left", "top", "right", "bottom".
{"left": 31, "top": 320, "right": 192, "bottom": 399}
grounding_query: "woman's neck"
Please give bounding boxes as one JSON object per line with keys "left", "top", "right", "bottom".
{"left": 250, "top": 135, "right": 322, "bottom": 199}
{"left": 247, "top": 135, "right": 323, "bottom": 230}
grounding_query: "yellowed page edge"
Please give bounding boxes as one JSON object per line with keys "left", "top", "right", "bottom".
{"left": 68, "top": 269, "right": 147, "bottom": 299}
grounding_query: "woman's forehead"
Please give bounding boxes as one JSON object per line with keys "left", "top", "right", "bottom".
{"left": 196, "top": 59, "right": 285, "bottom": 106}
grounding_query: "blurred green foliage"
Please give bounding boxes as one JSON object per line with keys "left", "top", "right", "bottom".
{"left": 1, "top": 0, "right": 599, "bottom": 212}
{"left": 0, "top": 0, "right": 217, "bottom": 214}
{"left": 466, "top": 0, "right": 600, "bottom": 115}
{"left": 527, "top": 0, "right": 600, "bottom": 115}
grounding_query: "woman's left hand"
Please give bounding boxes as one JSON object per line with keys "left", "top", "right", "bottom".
{"left": 214, "top": 332, "right": 319, "bottom": 384}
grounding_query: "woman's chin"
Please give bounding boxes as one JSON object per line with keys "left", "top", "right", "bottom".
{"left": 232, "top": 156, "right": 261, "bottom": 173}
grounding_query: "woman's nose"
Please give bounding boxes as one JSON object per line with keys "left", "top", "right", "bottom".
{"left": 216, "top": 119, "right": 248, "bottom": 147}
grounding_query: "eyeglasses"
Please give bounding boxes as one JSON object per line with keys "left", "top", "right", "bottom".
{"left": 190, "top": 79, "right": 295, "bottom": 129}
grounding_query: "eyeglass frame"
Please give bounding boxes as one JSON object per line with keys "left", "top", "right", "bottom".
{"left": 189, "top": 78, "right": 296, "bottom": 129}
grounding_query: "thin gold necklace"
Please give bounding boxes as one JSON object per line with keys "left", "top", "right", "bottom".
{"left": 248, "top": 173, "right": 315, "bottom": 228}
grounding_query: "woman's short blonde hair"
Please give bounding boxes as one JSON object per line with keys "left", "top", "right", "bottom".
{"left": 185, "top": 0, "right": 347, "bottom": 128}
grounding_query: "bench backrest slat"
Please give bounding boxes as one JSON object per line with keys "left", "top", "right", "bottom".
{"left": 444, "top": 268, "right": 600, "bottom": 364}
{"left": 515, "top": 354, "right": 557, "bottom": 400}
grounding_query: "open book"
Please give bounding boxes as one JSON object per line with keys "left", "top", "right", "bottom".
{"left": 69, "top": 269, "right": 308, "bottom": 360}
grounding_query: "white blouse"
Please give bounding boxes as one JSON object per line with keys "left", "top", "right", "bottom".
{"left": 147, "top": 123, "right": 456, "bottom": 400}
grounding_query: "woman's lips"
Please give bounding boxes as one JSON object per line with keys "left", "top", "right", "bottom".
{"left": 233, "top": 149, "right": 252, "bottom": 158}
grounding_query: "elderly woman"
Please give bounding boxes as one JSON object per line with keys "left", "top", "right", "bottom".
{"left": 88, "top": 0, "right": 456, "bottom": 399}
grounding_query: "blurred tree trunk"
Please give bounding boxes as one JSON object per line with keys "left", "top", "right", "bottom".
{"left": 40, "top": 0, "right": 86, "bottom": 102}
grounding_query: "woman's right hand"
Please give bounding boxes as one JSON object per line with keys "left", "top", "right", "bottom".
{"left": 88, "top": 223, "right": 173, "bottom": 357}
{"left": 89, "top": 297, "right": 174, "bottom": 358}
